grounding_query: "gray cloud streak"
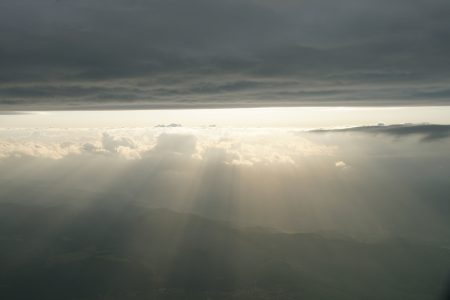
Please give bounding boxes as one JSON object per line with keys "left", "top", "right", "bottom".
{"left": 310, "top": 124, "right": 450, "bottom": 141}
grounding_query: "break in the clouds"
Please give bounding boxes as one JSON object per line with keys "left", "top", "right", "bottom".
{"left": 1, "top": 0, "right": 450, "bottom": 109}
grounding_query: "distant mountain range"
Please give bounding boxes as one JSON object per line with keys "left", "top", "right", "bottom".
{"left": 1, "top": 203, "right": 449, "bottom": 300}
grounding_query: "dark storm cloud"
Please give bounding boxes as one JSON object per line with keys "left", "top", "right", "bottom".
{"left": 1, "top": 0, "right": 450, "bottom": 109}
{"left": 310, "top": 124, "right": 450, "bottom": 141}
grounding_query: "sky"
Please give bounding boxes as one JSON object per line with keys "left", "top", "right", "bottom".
{"left": 1, "top": 106, "right": 450, "bottom": 128}
{"left": 1, "top": 0, "right": 450, "bottom": 110}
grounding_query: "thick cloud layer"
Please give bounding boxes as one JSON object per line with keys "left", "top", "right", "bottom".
{"left": 1, "top": 0, "right": 450, "bottom": 109}
{"left": 1, "top": 125, "right": 450, "bottom": 244}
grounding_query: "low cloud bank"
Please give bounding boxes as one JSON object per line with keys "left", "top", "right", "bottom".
{"left": 310, "top": 124, "right": 450, "bottom": 141}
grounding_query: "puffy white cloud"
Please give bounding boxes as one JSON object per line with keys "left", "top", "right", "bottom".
{"left": 151, "top": 133, "right": 197, "bottom": 156}
{"left": 335, "top": 161, "right": 348, "bottom": 169}
{"left": 101, "top": 132, "right": 136, "bottom": 153}
{"left": 0, "top": 128, "right": 335, "bottom": 164}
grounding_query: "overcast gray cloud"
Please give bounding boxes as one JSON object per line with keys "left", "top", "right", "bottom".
{"left": 1, "top": 0, "right": 450, "bottom": 109}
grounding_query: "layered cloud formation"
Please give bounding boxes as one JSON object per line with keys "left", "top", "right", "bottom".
{"left": 1, "top": 0, "right": 450, "bottom": 109}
